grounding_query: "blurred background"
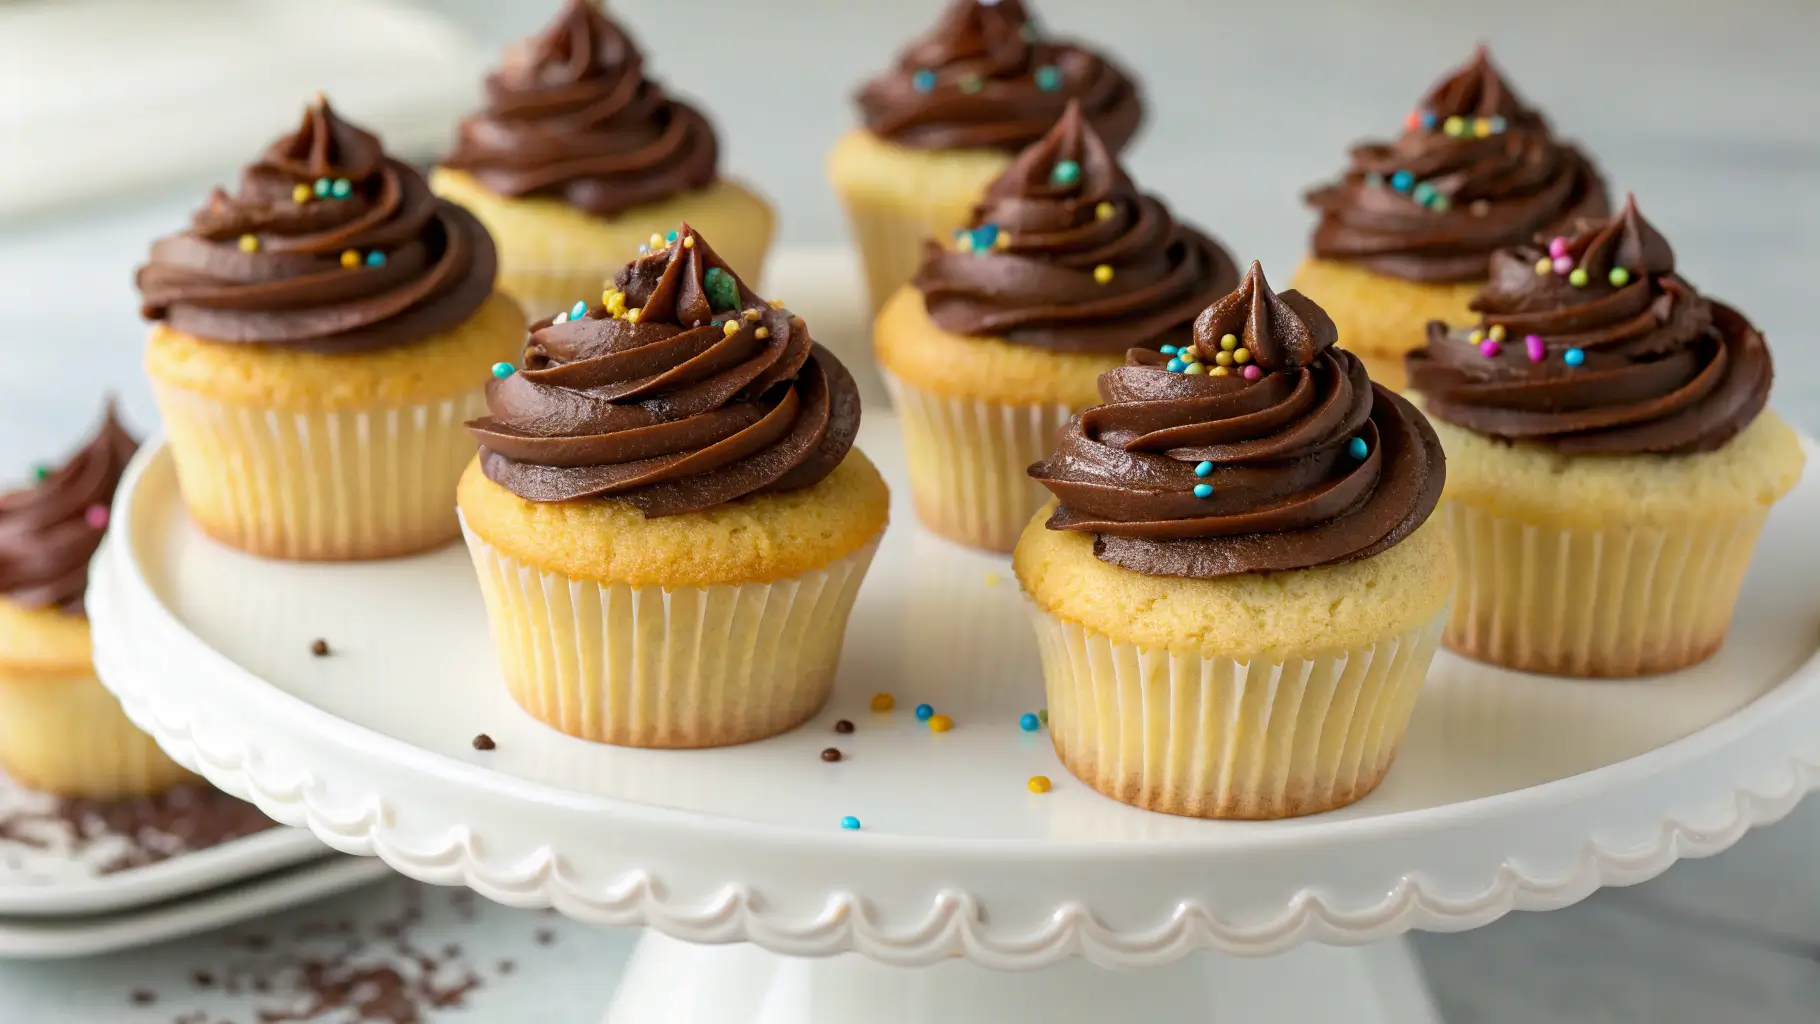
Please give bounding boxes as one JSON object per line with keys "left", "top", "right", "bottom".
{"left": 1, "top": 0, "right": 1817, "bottom": 1019}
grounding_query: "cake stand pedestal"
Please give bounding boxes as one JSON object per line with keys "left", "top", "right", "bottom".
{"left": 88, "top": 421, "right": 1820, "bottom": 1023}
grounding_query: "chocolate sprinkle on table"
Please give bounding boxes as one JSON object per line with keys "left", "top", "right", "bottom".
{"left": 821, "top": 748, "right": 843, "bottom": 762}
{"left": 471, "top": 734, "right": 495, "bottom": 751}
{"left": 309, "top": 638, "right": 330, "bottom": 657}
{"left": 834, "top": 719, "right": 854, "bottom": 734}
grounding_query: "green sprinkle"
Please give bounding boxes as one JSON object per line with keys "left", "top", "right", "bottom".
{"left": 703, "top": 266, "right": 740, "bottom": 310}
{"left": 1049, "top": 160, "right": 1081, "bottom": 187}
{"left": 1609, "top": 267, "right": 1632, "bottom": 287}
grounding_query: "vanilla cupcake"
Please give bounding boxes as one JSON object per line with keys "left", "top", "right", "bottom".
{"left": 138, "top": 98, "right": 521, "bottom": 561}
{"left": 459, "top": 225, "right": 888, "bottom": 748}
{"left": 1018, "top": 263, "right": 1452, "bottom": 819}
{"left": 830, "top": 0, "right": 1143, "bottom": 316}
{"left": 1295, "top": 46, "right": 1607, "bottom": 390}
{"left": 433, "top": 0, "right": 773, "bottom": 317}
{"left": 0, "top": 403, "right": 195, "bottom": 798}
{"left": 1406, "top": 196, "right": 1803, "bottom": 677}
{"left": 877, "top": 101, "right": 1236, "bottom": 552}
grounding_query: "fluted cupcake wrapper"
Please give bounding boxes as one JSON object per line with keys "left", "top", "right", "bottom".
{"left": 151, "top": 383, "right": 485, "bottom": 561}
{"left": 462, "top": 524, "right": 880, "bottom": 748}
{"left": 883, "top": 372, "right": 1074, "bottom": 553}
{"left": 0, "top": 671, "right": 195, "bottom": 799}
{"left": 1443, "top": 500, "right": 1768, "bottom": 677}
{"left": 1029, "top": 607, "right": 1447, "bottom": 820}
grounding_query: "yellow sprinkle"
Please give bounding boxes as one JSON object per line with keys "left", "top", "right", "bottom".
{"left": 955, "top": 233, "right": 974, "bottom": 252}
{"left": 1488, "top": 324, "right": 1507, "bottom": 342}
{"left": 928, "top": 714, "right": 954, "bottom": 733}
{"left": 1232, "top": 348, "right": 1252, "bottom": 364}
{"left": 995, "top": 231, "right": 1011, "bottom": 249}
{"left": 340, "top": 249, "right": 359, "bottom": 269}
{"left": 743, "top": 309, "right": 762, "bottom": 321}
{"left": 1219, "top": 333, "right": 1238, "bottom": 351}
{"left": 292, "top": 183, "right": 312, "bottom": 204}
{"left": 769, "top": 298, "right": 784, "bottom": 309}
{"left": 1534, "top": 257, "right": 1553, "bottom": 276}
{"left": 649, "top": 233, "right": 665, "bottom": 249}
{"left": 1027, "top": 775, "right": 1052, "bottom": 794}
{"left": 1093, "top": 264, "right": 1114, "bottom": 284}
{"left": 1214, "top": 351, "right": 1234, "bottom": 367}
{"left": 755, "top": 327, "right": 770, "bottom": 339}
{"left": 1211, "top": 365, "right": 1230, "bottom": 377}
{"left": 681, "top": 235, "right": 694, "bottom": 248}
{"left": 870, "top": 692, "right": 895, "bottom": 712}
{"left": 1444, "top": 115, "right": 1466, "bottom": 137}
{"left": 984, "top": 571, "right": 1001, "bottom": 586}
{"left": 626, "top": 307, "right": 642, "bottom": 323}
{"left": 1468, "top": 328, "right": 1485, "bottom": 344}
{"left": 606, "top": 294, "right": 627, "bottom": 316}
{"left": 722, "top": 320, "right": 741, "bottom": 336}
{"left": 1474, "top": 117, "right": 1492, "bottom": 137}
{"left": 238, "top": 235, "right": 259, "bottom": 253}
{"left": 1095, "top": 201, "right": 1115, "bottom": 221}
{"left": 1183, "top": 362, "right": 1206, "bottom": 375}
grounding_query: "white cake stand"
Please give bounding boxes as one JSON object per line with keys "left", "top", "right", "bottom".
{"left": 88, "top": 419, "right": 1820, "bottom": 1024}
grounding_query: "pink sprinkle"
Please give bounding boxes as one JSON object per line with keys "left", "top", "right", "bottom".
{"left": 1524, "top": 334, "right": 1546, "bottom": 362}
{"left": 1547, "top": 236, "right": 1570, "bottom": 259}
{"left": 1552, "top": 255, "right": 1574, "bottom": 275}
{"left": 1241, "top": 365, "right": 1262, "bottom": 381}
{"left": 84, "top": 505, "right": 109, "bottom": 530}
{"left": 1478, "top": 339, "right": 1503, "bottom": 358}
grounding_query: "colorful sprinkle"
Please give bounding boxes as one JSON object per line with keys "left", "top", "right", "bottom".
{"left": 1430, "top": 195, "right": 1452, "bottom": 213}
{"left": 84, "top": 504, "right": 109, "bottom": 530}
{"left": 723, "top": 319, "right": 742, "bottom": 336}
{"left": 972, "top": 224, "right": 1001, "bottom": 252}
{"left": 1241, "top": 365, "right": 1262, "bottom": 381}
{"left": 570, "top": 301, "right": 588, "bottom": 320}
{"left": 1211, "top": 366, "right": 1230, "bottom": 377}
{"left": 292, "top": 183, "right": 312, "bottom": 204}
{"left": 1534, "top": 257, "right": 1554, "bottom": 276}
{"left": 1525, "top": 334, "right": 1546, "bottom": 362}
{"left": 1093, "top": 264, "right": 1114, "bottom": 284}
{"left": 1214, "top": 351, "right": 1234, "bottom": 367}
{"left": 1569, "top": 267, "right": 1590, "bottom": 288}
{"left": 682, "top": 235, "right": 694, "bottom": 248}
{"left": 1553, "top": 255, "right": 1574, "bottom": 275}
{"left": 340, "top": 249, "right": 360, "bottom": 269}
{"left": 1038, "top": 708, "right": 1048, "bottom": 725}
{"left": 928, "top": 714, "right": 954, "bottom": 733}
{"left": 626, "top": 307, "right": 643, "bottom": 323}
{"left": 1193, "top": 483, "right": 1214, "bottom": 499}
{"left": 1412, "top": 182, "right": 1436, "bottom": 206}
{"left": 31, "top": 465, "right": 48, "bottom": 482}
{"left": 553, "top": 311, "right": 569, "bottom": 324}
{"left": 870, "top": 693, "right": 895, "bottom": 712}
{"left": 703, "top": 266, "right": 740, "bottom": 309}
{"left": 1468, "top": 328, "right": 1485, "bottom": 345}
{"left": 1166, "top": 358, "right": 1185, "bottom": 372}
{"left": 1473, "top": 117, "right": 1493, "bottom": 138}
{"left": 1027, "top": 775, "right": 1052, "bottom": 794}
{"left": 665, "top": 230, "right": 679, "bottom": 243}
{"left": 1194, "top": 461, "right": 1213, "bottom": 477}
{"left": 1183, "top": 362, "right": 1206, "bottom": 375}
{"left": 1159, "top": 344, "right": 1178, "bottom": 355}
{"left": 1364, "top": 171, "right": 1384, "bottom": 188}
{"left": 1564, "top": 348, "right": 1586, "bottom": 367}
{"left": 1231, "top": 347, "right": 1251, "bottom": 365}
{"left": 1035, "top": 65, "right": 1062, "bottom": 91}
{"left": 912, "top": 69, "right": 936, "bottom": 93}
{"left": 1095, "top": 201, "right": 1115, "bottom": 221}
{"left": 1609, "top": 267, "right": 1632, "bottom": 287}
{"left": 1404, "top": 110, "right": 1421, "bottom": 132}
{"left": 1488, "top": 324, "right": 1507, "bottom": 342}
{"left": 952, "top": 229, "right": 974, "bottom": 253}
{"left": 1390, "top": 170, "right": 1415, "bottom": 192}
{"left": 1548, "top": 237, "right": 1570, "bottom": 259}
{"left": 365, "top": 251, "right": 385, "bottom": 267}
{"left": 959, "top": 73, "right": 984, "bottom": 94}
{"left": 1049, "top": 160, "right": 1081, "bottom": 186}
{"left": 995, "top": 230, "right": 1012, "bottom": 250}
{"left": 490, "top": 362, "right": 515, "bottom": 379}
{"left": 1219, "top": 333, "right": 1239, "bottom": 351}
{"left": 649, "top": 233, "right": 666, "bottom": 250}
{"left": 1489, "top": 115, "right": 1508, "bottom": 133}
{"left": 1020, "top": 712, "right": 1041, "bottom": 732}
{"left": 1420, "top": 109, "right": 1438, "bottom": 130}
{"left": 1348, "top": 437, "right": 1368, "bottom": 460}
{"left": 330, "top": 178, "right": 352, "bottom": 199}
{"left": 840, "top": 816, "right": 861, "bottom": 830}
{"left": 1478, "top": 339, "right": 1502, "bottom": 358}
{"left": 984, "top": 571, "right": 1000, "bottom": 586}
{"left": 313, "top": 178, "right": 332, "bottom": 198}
{"left": 1470, "top": 199, "right": 1491, "bottom": 217}
{"left": 238, "top": 235, "right": 259, "bottom": 253}
{"left": 1443, "top": 115, "right": 1467, "bottom": 137}
{"left": 914, "top": 703, "right": 934, "bottom": 722}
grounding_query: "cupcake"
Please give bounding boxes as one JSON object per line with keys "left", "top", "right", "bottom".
{"left": 830, "top": 0, "right": 1143, "bottom": 316}
{"left": 138, "top": 97, "right": 521, "bottom": 562}
{"left": 1295, "top": 45, "right": 1607, "bottom": 391}
{"left": 459, "top": 225, "right": 888, "bottom": 748}
{"left": 1017, "top": 263, "right": 1452, "bottom": 819}
{"left": 433, "top": 0, "right": 773, "bottom": 318}
{"left": 877, "top": 100, "right": 1237, "bottom": 552}
{"left": 1406, "top": 196, "right": 1803, "bottom": 677}
{"left": 0, "top": 403, "right": 195, "bottom": 798}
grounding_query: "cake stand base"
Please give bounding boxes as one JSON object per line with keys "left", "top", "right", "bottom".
{"left": 603, "top": 932, "right": 1440, "bottom": 1024}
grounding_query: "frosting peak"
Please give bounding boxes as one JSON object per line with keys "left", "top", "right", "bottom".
{"left": 856, "top": 0, "right": 1143, "bottom": 154}
{"left": 1030, "top": 262, "right": 1446, "bottom": 578}
{"left": 442, "top": 0, "right": 718, "bottom": 218}
{"left": 1406, "top": 195, "right": 1772, "bottom": 455}
{"left": 913, "top": 101, "right": 1237, "bottom": 352}
{"left": 470, "top": 225, "right": 860, "bottom": 516}
{"left": 1305, "top": 46, "right": 1608, "bottom": 283}
{"left": 138, "top": 98, "right": 496, "bottom": 354}
{"left": 0, "top": 401, "right": 138, "bottom": 616}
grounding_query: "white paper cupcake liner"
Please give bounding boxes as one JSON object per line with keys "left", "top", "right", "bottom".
{"left": 1029, "top": 607, "right": 1448, "bottom": 819}
{"left": 462, "top": 524, "right": 879, "bottom": 748}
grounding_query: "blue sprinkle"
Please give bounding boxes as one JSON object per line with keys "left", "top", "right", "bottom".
{"left": 666, "top": 230, "right": 679, "bottom": 243}
{"left": 914, "top": 703, "right": 934, "bottom": 722}
{"left": 840, "top": 815, "right": 861, "bottom": 830}
{"left": 490, "top": 362, "right": 515, "bottom": 379}
{"left": 365, "top": 251, "right": 385, "bottom": 267}
{"left": 1019, "top": 712, "right": 1040, "bottom": 732}
{"left": 570, "top": 300, "right": 587, "bottom": 320}
{"left": 1192, "top": 483, "right": 1214, "bottom": 499}
{"left": 1194, "top": 461, "right": 1213, "bottom": 477}
{"left": 1564, "top": 348, "right": 1586, "bottom": 367}
{"left": 1391, "top": 170, "right": 1415, "bottom": 193}
{"left": 1049, "top": 160, "right": 1081, "bottom": 187}
{"left": 1034, "top": 65, "right": 1062, "bottom": 92}
{"left": 1348, "top": 437, "right": 1369, "bottom": 460}
{"left": 1412, "top": 182, "right": 1436, "bottom": 205}
{"left": 1166, "top": 359, "right": 1185, "bottom": 372}
{"left": 972, "top": 223, "right": 1000, "bottom": 252}
{"left": 1159, "top": 344, "right": 1178, "bottom": 355}
{"left": 1420, "top": 110, "right": 1438, "bottom": 130}
{"left": 1488, "top": 115, "right": 1508, "bottom": 133}
{"left": 912, "top": 69, "right": 936, "bottom": 93}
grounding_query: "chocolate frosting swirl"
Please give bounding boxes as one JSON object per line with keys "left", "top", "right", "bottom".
{"left": 0, "top": 402, "right": 137, "bottom": 617}
{"left": 913, "top": 101, "right": 1238, "bottom": 352}
{"left": 1030, "top": 262, "right": 1446, "bottom": 578}
{"left": 137, "top": 98, "right": 497, "bottom": 355}
{"left": 442, "top": 0, "right": 719, "bottom": 218}
{"left": 1305, "top": 46, "right": 1608, "bottom": 283}
{"left": 1406, "top": 195, "right": 1773, "bottom": 455}
{"left": 856, "top": 0, "right": 1143, "bottom": 154}
{"left": 470, "top": 225, "right": 860, "bottom": 516}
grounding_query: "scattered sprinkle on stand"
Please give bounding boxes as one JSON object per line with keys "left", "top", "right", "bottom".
{"left": 1027, "top": 776, "right": 1052, "bottom": 794}
{"left": 928, "top": 714, "right": 954, "bottom": 733}
{"left": 914, "top": 703, "right": 934, "bottom": 722}
{"left": 834, "top": 719, "right": 855, "bottom": 734}
{"left": 472, "top": 733, "right": 495, "bottom": 751}
{"left": 310, "top": 639, "right": 330, "bottom": 657}
{"left": 1019, "top": 713, "right": 1041, "bottom": 732}
{"left": 840, "top": 816, "right": 861, "bottom": 830}
{"left": 821, "top": 748, "right": 843, "bottom": 763}
{"left": 871, "top": 693, "right": 895, "bottom": 712}
{"left": 1037, "top": 709, "right": 1048, "bottom": 725}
